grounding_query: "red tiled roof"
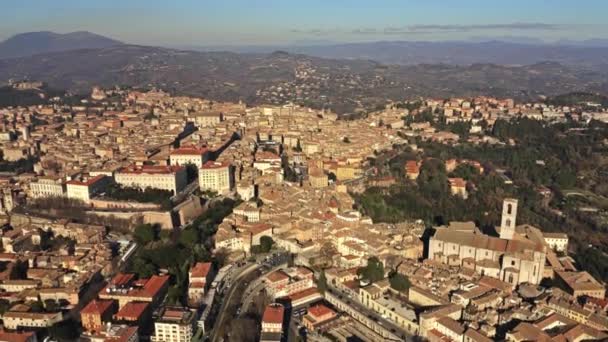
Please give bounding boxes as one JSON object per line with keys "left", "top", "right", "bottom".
{"left": 115, "top": 301, "right": 149, "bottom": 321}
{"left": 81, "top": 299, "right": 115, "bottom": 315}
{"left": 307, "top": 303, "right": 335, "bottom": 319}
{"left": 449, "top": 177, "right": 467, "bottom": 188}
{"left": 266, "top": 270, "right": 289, "bottom": 283}
{"left": 66, "top": 175, "right": 105, "bottom": 186}
{"left": 170, "top": 147, "right": 209, "bottom": 156}
{"left": 262, "top": 304, "right": 284, "bottom": 324}
{"left": 286, "top": 287, "right": 320, "bottom": 301}
{"left": 190, "top": 262, "right": 212, "bottom": 278}
{"left": 201, "top": 161, "right": 230, "bottom": 169}
{"left": 118, "top": 165, "right": 184, "bottom": 175}
{"left": 140, "top": 275, "right": 169, "bottom": 297}
{"left": 110, "top": 273, "right": 135, "bottom": 287}
{"left": 0, "top": 330, "right": 36, "bottom": 342}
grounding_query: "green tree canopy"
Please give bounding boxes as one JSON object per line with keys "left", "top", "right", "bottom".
{"left": 358, "top": 257, "right": 385, "bottom": 283}
{"left": 317, "top": 270, "right": 328, "bottom": 294}
{"left": 134, "top": 224, "right": 159, "bottom": 245}
{"left": 389, "top": 272, "right": 411, "bottom": 292}
{"left": 260, "top": 236, "right": 274, "bottom": 253}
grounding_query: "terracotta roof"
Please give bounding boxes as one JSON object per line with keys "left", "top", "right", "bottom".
{"left": 115, "top": 301, "right": 149, "bottom": 320}
{"left": 449, "top": 177, "right": 467, "bottom": 188}
{"left": 110, "top": 273, "right": 135, "bottom": 287}
{"left": 262, "top": 304, "right": 284, "bottom": 324}
{"left": 141, "top": 275, "right": 169, "bottom": 297}
{"left": 0, "top": 330, "right": 36, "bottom": 342}
{"left": 66, "top": 175, "right": 106, "bottom": 186}
{"left": 201, "top": 161, "right": 230, "bottom": 169}
{"left": 307, "top": 303, "right": 335, "bottom": 319}
{"left": 266, "top": 270, "right": 289, "bottom": 283}
{"left": 170, "top": 147, "right": 208, "bottom": 156}
{"left": 81, "top": 299, "right": 115, "bottom": 315}
{"left": 190, "top": 262, "right": 212, "bottom": 278}
{"left": 118, "top": 165, "right": 184, "bottom": 175}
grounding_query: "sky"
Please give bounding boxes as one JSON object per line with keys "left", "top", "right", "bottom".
{"left": 1, "top": 0, "right": 607, "bottom": 46}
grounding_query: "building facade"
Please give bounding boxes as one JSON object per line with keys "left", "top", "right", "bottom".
{"left": 115, "top": 165, "right": 187, "bottom": 194}
{"left": 199, "top": 161, "right": 232, "bottom": 194}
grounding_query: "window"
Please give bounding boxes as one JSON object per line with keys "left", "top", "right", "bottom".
{"left": 507, "top": 203, "right": 513, "bottom": 215}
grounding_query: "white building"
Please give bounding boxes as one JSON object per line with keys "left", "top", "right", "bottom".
{"left": 543, "top": 233, "right": 569, "bottom": 253}
{"left": 66, "top": 175, "right": 110, "bottom": 202}
{"left": 115, "top": 165, "right": 187, "bottom": 195}
{"left": 199, "top": 161, "right": 232, "bottom": 194}
{"left": 30, "top": 177, "right": 65, "bottom": 198}
{"left": 169, "top": 146, "right": 210, "bottom": 168}
{"left": 150, "top": 307, "right": 195, "bottom": 342}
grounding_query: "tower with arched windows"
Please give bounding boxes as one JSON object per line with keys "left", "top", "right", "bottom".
{"left": 499, "top": 198, "right": 518, "bottom": 240}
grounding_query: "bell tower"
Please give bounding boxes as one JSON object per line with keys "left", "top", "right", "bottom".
{"left": 500, "top": 198, "right": 518, "bottom": 240}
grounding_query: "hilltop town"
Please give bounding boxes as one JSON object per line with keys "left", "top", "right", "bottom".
{"left": 0, "top": 86, "right": 606, "bottom": 342}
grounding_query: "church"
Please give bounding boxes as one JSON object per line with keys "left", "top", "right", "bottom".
{"left": 428, "top": 199, "right": 548, "bottom": 285}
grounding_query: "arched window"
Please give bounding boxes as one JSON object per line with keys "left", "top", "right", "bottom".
{"left": 506, "top": 219, "right": 512, "bottom": 228}
{"left": 507, "top": 203, "right": 513, "bottom": 215}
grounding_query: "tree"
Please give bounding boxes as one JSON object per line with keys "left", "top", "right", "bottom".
{"left": 134, "top": 224, "right": 158, "bottom": 245}
{"left": 358, "top": 257, "right": 385, "bottom": 283}
{"left": 389, "top": 272, "right": 411, "bottom": 292}
{"left": 317, "top": 270, "right": 328, "bottom": 294}
{"left": 30, "top": 300, "right": 44, "bottom": 313}
{"left": 44, "top": 299, "right": 59, "bottom": 312}
{"left": 179, "top": 227, "right": 200, "bottom": 247}
{"left": 185, "top": 163, "right": 198, "bottom": 183}
{"left": 0, "top": 299, "right": 11, "bottom": 314}
{"left": 49, "top": 318, "right": 81, "bottom": 341}
{"left": 260, "top": 236, "right": 274, "bottom": 253}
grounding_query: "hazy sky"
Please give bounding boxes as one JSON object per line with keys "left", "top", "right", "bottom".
{"left": 1, "top": 0, "right": 607, "bottom": 45}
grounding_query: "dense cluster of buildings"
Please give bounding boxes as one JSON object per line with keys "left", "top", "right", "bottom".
{"left": 0, "top": 87, "right": 606, "bottom": 341}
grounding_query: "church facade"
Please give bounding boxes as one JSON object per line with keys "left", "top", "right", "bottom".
{"left": 428, "top": 199, "right": 547, "bottom": 285}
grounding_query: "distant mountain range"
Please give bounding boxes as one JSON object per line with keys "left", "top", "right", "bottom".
{"left": 0, "top": 31, "right": 123, "bottom": 59}
{"left": 194, "top": 40, "right": 608, "bottom": 67}
{"left": 1, "top": 45, "right": 606, "bottom": 114}
{"left": 3, "top": 31, "right": 608, "bottom": 67}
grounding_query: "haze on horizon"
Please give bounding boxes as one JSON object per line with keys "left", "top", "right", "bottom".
{"left": 1, "top": 0, "right": 607, "bottom": 46}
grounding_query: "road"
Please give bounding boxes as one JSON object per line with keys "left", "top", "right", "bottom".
{"left": 210, "top": 263, "right": 261, "bottom": 342}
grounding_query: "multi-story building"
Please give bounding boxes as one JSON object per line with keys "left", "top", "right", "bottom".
{"left": 99, "top": 273, "right": 170, "bottom": 309}
{"left": 2, "top": 311, "right": 63, "bottom": 330}
{"left": 169, "top": 146, "right": 210, "bottom": 168}
{"left": 359, "top": 282, "right": 419, "bottom": 335}
{"left": 199, "top": 161, "right": 232, "bottom": 194}
{"left": 261, "top": 303, "right": 285, "bottom": 333}
{"left": 428, "top": 199, "right": 546, "bottom": 285}
{"left": 543, "top": 233, "right": 569, "bottom": 253}
{"left": 260, "top": 303, "right": 284, "bottom": 342}
{"left": 555, "top": 271, "right": 606, "bottom": 299}
{"left": 449, "top": 178, "right": 468, "bottom": 199}
{"left": 193, "top": 112, "right": 223, "bottom": 127}
{"left": 115, "top": 165, "right": 187, "bottom": 194}
{"left": 302, "top": 303, "right": 338, "bottom": 331}
{"left": 80, "top": 299, "right": 117, "bottom": 333}
{"left": 29, "top": 177, "right": 65, "bottom": 198}
{"left": 308, "top": 168, "right": 328, "bottom": 188}
{"left": 188, "top": 262, "right": 214, "bottom": 305}
{"left": 66, "top": 175, "right": 111, "bottom": 202}
{"left": 150, "top": 306, "right": 195, "bottom": 342}
{"left": 265, "top": 267, "right": 314, "bottom": 299}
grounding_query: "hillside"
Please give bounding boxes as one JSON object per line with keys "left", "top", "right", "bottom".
{"left": 0, "top": 31, "right": 123, "bottom": 59}
{"left": 0, "top": 45, "right": 607, "bottom": 113}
